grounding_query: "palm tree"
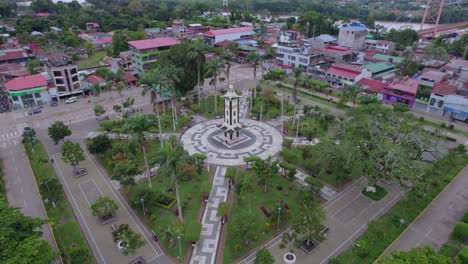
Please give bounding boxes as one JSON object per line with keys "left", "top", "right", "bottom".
{"left": 123, "top": 115, "right": 156, "bottom": 188}
{"left": 204, "top": 58, "right": 225, "bottom": 113}
{"left": 342, "top": 85, "right": 362, "bottom": 105}
{"left": 155, "top": 142, "right": 192, "bottom": 222}
{"left": 187, "top": 39, "right": 207, "bottom": 106}
{"left": 161, "top": 66, "right": 182, "bottom": 132}
{"left": 222, "top": 51, "right": 235, "bottom": 84}
{"left": 292, "top": 66, "right": 304, "bottom": 104}
{"left": 246, "top": 52, "right": 263, "bottom": 98}
{"left": 139, "top": 68, "right": 165, "bottom": 148}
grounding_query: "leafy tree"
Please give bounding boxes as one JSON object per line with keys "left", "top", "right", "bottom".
{"left": 204, "top": 58, "right": 225, "bottom": 113}
{"left": 0, "top": 201, "right": 57, "bottom": 263}
{"left": 358, "top": 94, "right": 381, "bottom": 105}
{"left": 39, "top": 178, "right": 62, "bottom": 205}
{"left": 123, "top": 97, "right": 135, "bottom": 110}
{"left": 113, "top": 104, "right": 122, "bottom": 113}
{"left": 342, "top": 85, "right": 362, "bottom": 104}
{"left": 379, "top": 246, "right": 452, "bottom": 264}
{"left": 192, "top": 153, "right": 207, "bottom": 176}
{"left": 188, "top": 39, "right": 208, "bottom": 105}
{"left": 84, "top": 42, "right": 95, "bottom": 56}
{"left": 293, "top": 66, "right": 304, "bottom": 104}
{"left": 25, "top": 59, "right": 41, "bottom": 75}
{"left": 254, "top": 248, "right": 275, "bottom": 264}
{"left": 112, "top": 162, "right": 139, "bottom": 188}
{"left": 61, "top": 141, "right": 85, "bottom": 169}
{"left": 22, "top": 127, "right": 38, "bottom": 152}
{"left": 232, "top": 212, "right": 259, "bottom": 247}
{"left": 399, "top": 56, "right": 420, "bottom": 77}
{"left": 90, "top": 197, "right": 118, "bottom": 219}
{"left": 424, "top": 44, "right": 449, "bottom": 62}
{"left": 94, "top": 104, "right": 106, "bottom": 117}
{"left": 217, "top": 202, "right": 229, "bottom": 218}
{"left": 116, "top": 81, "right": 126, "bottom": 97}
{"left": 112, "top": 224, "right": 145, "bottom": 256}
{"left": 123, "top": 115, "right": 156, "bottom": 187}
{"left": 252, "top": 156, "right": 279, "bottom": 193}
{"left": 48, "top": 121, "right": 72, "bottom": 144}
{"left": 185, "top": 221, "right": 202, "bottom": 242}
{"left": 92, "top": 83, "right": 101, "bottom": 96}
{"left": 246, "top": 52, "right": 263, "bottom": 81}
{"left": 128, "top": 0, "right": 144, "bottom": 16}
{"left": 385, "top": 29, "right": 418, "bottom": 48}
{"left": 112, "top": 30, "right": 128, "bottom": 57}
{"left": 280, "top": 201, "right": 326, "bottom": 249}
{"left": 155, "top": 142, "right": 192, "bottom": 222}
{"left": 298, "top": 10, "right": 338, "bottom": 37}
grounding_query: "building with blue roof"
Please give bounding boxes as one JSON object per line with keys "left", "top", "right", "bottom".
{"left": 338, "top": 21, "right": 367, "bottom": 50}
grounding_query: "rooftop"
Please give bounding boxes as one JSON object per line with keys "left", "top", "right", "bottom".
{"left": 324, "top": 46, "right": 350, "bottom": 55}
{"left": 86, "top": 75, "right": 105, "bottom": 84}
{"left": 204, "top": 27, "right": 254, "bottom": 37}
{"left": 358, "top": 78, "right": 386, "bottom": 93}
{"left": 128, "top": 37, "right": 180, "bottom": 50}
{"left": 373, "top": 53, "right": 403, "bottom": 64}
{"left": 388, "top": 77, "right": 419, "bottom": 95}
{"left": 0, "top": 48, "right": 29, "bottom": 61}
{"left": 432, "top": 80, "right": 463, "bottom": 96}
{"left": 364, "top": 62, "right": 397, "bottom": 74}
{"left": 5, "top": 74, "right": 47, "bottom": 91}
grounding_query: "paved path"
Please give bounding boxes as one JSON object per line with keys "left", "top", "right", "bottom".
{"left": 51, "top": 140, "right": 170, "bottom": 264}
{"left": 386, "top": 166, "right": 468, "bottom": 253}
{"left": 190, "top": 166, "right": 229, "bottom": 264}
{"left": 241, "top": 178, "right": 402, "bottom": 264}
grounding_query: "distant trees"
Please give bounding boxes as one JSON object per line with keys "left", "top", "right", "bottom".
{"left": 385, "top": 29, "right": 418, "bottom": 49}
{"left": 399, "top": 56, "right": 420, "bottom": 77}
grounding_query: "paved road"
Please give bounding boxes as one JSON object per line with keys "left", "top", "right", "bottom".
{"left": 241, "top": 178, "right": 402, "bottom": 264}
{"left": 386, "top": 166, "right": 468, "bottom": 253}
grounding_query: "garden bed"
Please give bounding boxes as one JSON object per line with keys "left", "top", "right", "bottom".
{"left": 98, "top": 113, "right": 190, "bottom": 134}
{"left": 362, "top": 185, "right": 388, "bottom": 201}
{"left": 223, "top": 169, "right": 303, "bottom": 264}
{"left": 250, "top": 89, "right": 294, "bottom": 121}
{"left": 190, "top": 96, "right": 225, "bottom": 119}
{"left": 24, "top": 142, "right": 94, "bottom": 264}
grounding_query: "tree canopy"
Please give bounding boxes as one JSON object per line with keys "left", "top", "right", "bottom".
{"left": 48, "top": 121, "right": 72, "bottom": 144}
{"left": 379, "top": 246, "right": 453, "bottom": 264}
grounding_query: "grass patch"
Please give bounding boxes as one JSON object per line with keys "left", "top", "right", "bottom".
{"left": 335, "top": 147, "right": 467, "bottom": 264}
{"left": 77, "top": 51, "right": 106, "bottom": 70}
{"left": 251, "top": 89, "right": 295, "bottom": 121}
{"left": 0, "top": 161, "right": 6, "bottom": 202}
{"left": 439, "top": 244, "right": 459, "bottom": 258}
{"left": 223, "top": 169, "right": 303, "bottom": 264}
{"left": 24, "top": 142, "right": 94, "bottom": 264}
{"left": 362, "top": 185, "right": 388, "bottom": 201}
{"left": 190, "top": 96, "right": 225, "bottom": 119}
{"left": 272, "top": 82, "right": 341, "bottom": 108}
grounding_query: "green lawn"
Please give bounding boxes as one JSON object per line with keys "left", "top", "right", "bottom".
{"left": 24, "top": 142, "right": 94, "bottom": 264}
{"left": 250, "top": 89, "right": 295, "bottom": 121}
{"left": 77, "top": 51, "right": 106, "bottom": 70}
{"left": 283, "top": 114, "right": 334, "bottom": 139}
{"left": 190, "top": 96, "right": 225, "bottom": 119}
{"left": 335, "top": 148, "right": 467, "bottom": 264}
{"left": 223, "top": 169, "right": 303, "bottom": 264}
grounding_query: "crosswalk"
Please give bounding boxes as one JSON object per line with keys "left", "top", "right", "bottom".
{"left": 0, "top": 138, "right": 19, "bottom": 149}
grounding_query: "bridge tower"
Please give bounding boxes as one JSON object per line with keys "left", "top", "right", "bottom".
{"left": 420, "top": 0, "right": 445, "bottom": 37}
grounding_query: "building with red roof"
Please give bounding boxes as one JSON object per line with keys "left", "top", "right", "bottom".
{"left": 35, "top": 12, "right": 50, "bottom": 18}
{"left": 86, "top": 75, "right": 106, "bottom": 86}
{"left": 203, "top": 27, "right": 254, "bottom": 44}
{"left": 4, "top": 73, "right": 56, "bottom": 108}
{"left": 128, "top": 37, "right": 180, "bottom": 74}
{"left": 428, "top": 79, "right": 465, "bottom": 110}
{"left": 325, "top": 63, "right": 371, "bottom": 88}
{"left": 0, "top": 48, "right": 32, "bottom": 65}
{"left": 0, "top": 63, "right": 29, "bottom": 86}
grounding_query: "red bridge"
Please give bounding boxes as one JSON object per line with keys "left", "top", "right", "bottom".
{"left": 418, "top": 21, "right": 468, "bottom": 37}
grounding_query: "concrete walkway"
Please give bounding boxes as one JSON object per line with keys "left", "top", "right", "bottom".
{"left": 385, "top": 166, "right": 468, "bottom": 254}
{"left": 241, "top": 178, "right": 402, "bottom": 264}
{"left": 52, "top": 141, "right": 170, "bottom": 264}
{"left": 190, "top": 166, "right": 229, "bottom": 264}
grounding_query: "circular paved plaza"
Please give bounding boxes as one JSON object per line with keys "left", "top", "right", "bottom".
{"left": 181, "top": 119, "right": 283, "bottom": 166}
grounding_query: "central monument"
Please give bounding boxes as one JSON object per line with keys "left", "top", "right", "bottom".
{"left": 220, "top": 85, "right": 242, "bottom": 140}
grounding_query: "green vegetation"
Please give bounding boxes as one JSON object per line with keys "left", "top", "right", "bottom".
{"left": 190, "top": 96, "right": 225, "bottom": 119}
{"left": 99, "top": 114, "right": 190, "bottom": 133}
{"left": 0, "top": 161, "right": 5, "bottom": 201}
{"left": 379, "top": 246, "right": 453, "bottom": 264}
{"left": 460, "top": 247, "right": 468, "bottom": 264}
{"left": 336, "top": 146, "right": 467, "bottom": 264}
{"left": 251, "top": 89, "right": 294, "bottom": 120}
{"left": 223, "top": 169, "right": 303, "bottom": 264}
{"left": 24, "top": 141, "right": 94, "bottom": 264}
{"left": 454, "top": 222, "right": 468, "bottom": 241}
{"left": 77, "top": 51, "right": 106, "bottom": 70}
{"left": 283, "top": 105, "right": 335, "bottom": 139}
{"left": 362, "top": 185, "right": 388, "bottom": 201}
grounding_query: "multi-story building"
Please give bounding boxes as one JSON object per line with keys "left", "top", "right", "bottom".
{"left": 203, "top": 27, "right": 254, "bottom": 45}
{"left": 359, "top": 77, "right": 419, "bottom": 107}
{"left": 5, "top": 73, "right": 57, "bottom": 109}
{"left": 325, "top": 63, "right": 371, "bottom": 87}
{"left": 128, "top": 37, "right": 180, "bottom": 74}
{"left": 365, "top": 40, "right": 396, "bottom": 54}
{"left": 338, "top": 22, "right": 367, "bottom": 50}
{"left": 274, "top": 44, "right": 322, "bottom": 68}
{"left": 44, "top": 53, "right": 82, "bottom": 99}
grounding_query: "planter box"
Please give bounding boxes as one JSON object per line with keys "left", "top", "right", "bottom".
{"left": 155, "top": 194, "right": 177, "bottom": 210}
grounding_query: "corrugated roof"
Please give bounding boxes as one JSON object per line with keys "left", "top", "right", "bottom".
{"left": 364, "top": 62, "right": 396, "bottom": 73}
{"left": 326, "top": 67, "right": 360, "bottom": 79}
{"left": 128, "top": 37, "right": 180, "bottom": 50}
{"left": 5, "top": 74, "right": 47, "bottom": 91}
{"left": 204, "top": 27, "right": 254, "bottom": 37}
{"left": 358, "top": 78, "right": 386, "bottom": 93}
{"left": 373, "top": 53, "right": 403, "bottom": 64}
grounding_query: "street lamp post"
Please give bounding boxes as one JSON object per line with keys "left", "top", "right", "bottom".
{"left": 141, "top": 198, "right": 146, "bottom": 223}
{"left": 295, "top": 114, "right": 300, "bottom": 147}
{"left": 177, "top": 235, "right": 182, "bottom": 260}
{"left": 280, "top": 93, "right": 284, "bottom": 134}
{"left": 277, "top": 206, "right": 282, "bottom": 230}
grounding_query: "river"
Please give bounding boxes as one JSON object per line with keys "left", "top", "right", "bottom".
{"left": 375, "top": 21, "right": 438, "bottom": 31}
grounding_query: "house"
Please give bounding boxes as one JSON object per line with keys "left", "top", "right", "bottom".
{"left": 203, "top": 27, "right": 255, "bottom": 45}
{"left": 0, "top": 48, "right": 32, "bottom": 65}
{"left": 186, "top": 24, "right": 210, "bottom": 38}
{"left": 86, "top": 23, "right": 100, "bottom": 33}
{"left": 365, "top": 40, "right": 396, "bottom": 54}
{"left": 34, "top": 12, "right": 50, "bottom": 19}
{"left": 78, "top": 32, "right": 114, "bottom": 50}
{"left": 443, "top": 94, "right": 468, "bottom": 122}
{"left": 325, "top": 63, "right": 371, "bottom": 87}
{"left": 358, "top": 78, "right": 386, "bottom": 100}
{"left": 364, "top": 62, "right": 397, "bottom": 79}
{"left": 338, "top": 22, "right": 367, "bottom": 50}
{"left": 85, "top": 75, "right": 106, "bottom": 87}
{"left": 383, "top": 77, "right": 419, "bottom": 107}
{"left": 128, "top": 37, "right": 180, "bottom": 74}
{"left": 372, "top": 53, "right": 403, "bottom": 64}
{"left": 0, "top": 63, "right": 29, "bottom": 87}
{"left": 171, "top": 20, "right": 186, "bottom": 39}
{"left": 322, "top": 46, "right": 353, "bottom": 62}
{"left": 306, "top": 34, "right": 337, "bottom": 49}
{"left": 4, "top": 73, "right": 57, "bottom": 109}
{"left": 428, "top": 79, "right": 464, "bottom": 110}
{"left": 119, "top": 51, "right": 133, "bottom": 71}
{"left": 44, "top": 53, "right": 82, "bottom": 99}
{"left": 416, "top": 69, "right": 449, "bottom": 104}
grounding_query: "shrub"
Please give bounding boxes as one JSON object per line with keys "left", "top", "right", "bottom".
{"left": 454, "top": 222, "right": 468, "bottom": 240}
{"left": 463, "top": 211, "right": 468, "bottom": 223}
{"left": 185, "top": 221, "right": 202, "bottom": 242}
{"left": 393, "top": 103, "right": 410, "bottom": 113}
{"left": 264, "top": 68, "right": 285, "bottom": 80}
{"left": 460, "top": 247, "right": 468, "bottom": 264}
{"left": 419, "top": 116, "right": 425, "bottom": 122}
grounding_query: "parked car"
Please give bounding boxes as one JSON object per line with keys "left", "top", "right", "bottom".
{"left": 50, "top": 101, "right": 58, "bottom": 107}
{"left": 65, "top": 97, "right": 78, "bottom": 104}
{"left": 28, "top": 108, "right": 42, "bottom": 115}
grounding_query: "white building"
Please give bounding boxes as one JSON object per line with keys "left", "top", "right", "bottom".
{"left": 203, "top": 27, "right": 254, "bottom": 45}
{"left": 325, "top": 63, "right": 371, "bottom": 87}
{"left": 338, "top": 22, "right": 367, "bottom": 50}
{"left": 365, "top": 39, "right": 396, "bottom": 54}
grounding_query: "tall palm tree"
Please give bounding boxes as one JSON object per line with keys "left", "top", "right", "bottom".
{"left": 204, "top": 58, "right": 225, "bottom": 113}
{"left": 161, "top": 66, "right": 182, "bottom": 132}
{"left": 123, "top": 115, "right": 156, "bottom": 188}
{"left": 139, "top": 68, "right": 165, "bottom": 148}
{"left": 187, "top": 39, "right": 207, "bottom": 106}
{"left": 222, "top": 51, "right": 235, "bottom": 85}
{"left": 246, "top": 52, "right": 263, "bottom": 98}
{"left": 342, "top": 85, "right": 362, "bottom": 105}
{"left": 292, "top": 66, "right": 304, "bottom": 104}
{"left": 155, "top": 142, "right": 192, "bottom": 222}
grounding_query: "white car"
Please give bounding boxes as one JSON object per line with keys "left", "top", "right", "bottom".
{"left": 65, "top": 97, "right": 78, "bottom": 104}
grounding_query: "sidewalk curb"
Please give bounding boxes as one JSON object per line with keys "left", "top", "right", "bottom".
{"left": 373, "top": 165, "right": 468, "bottom": 263}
